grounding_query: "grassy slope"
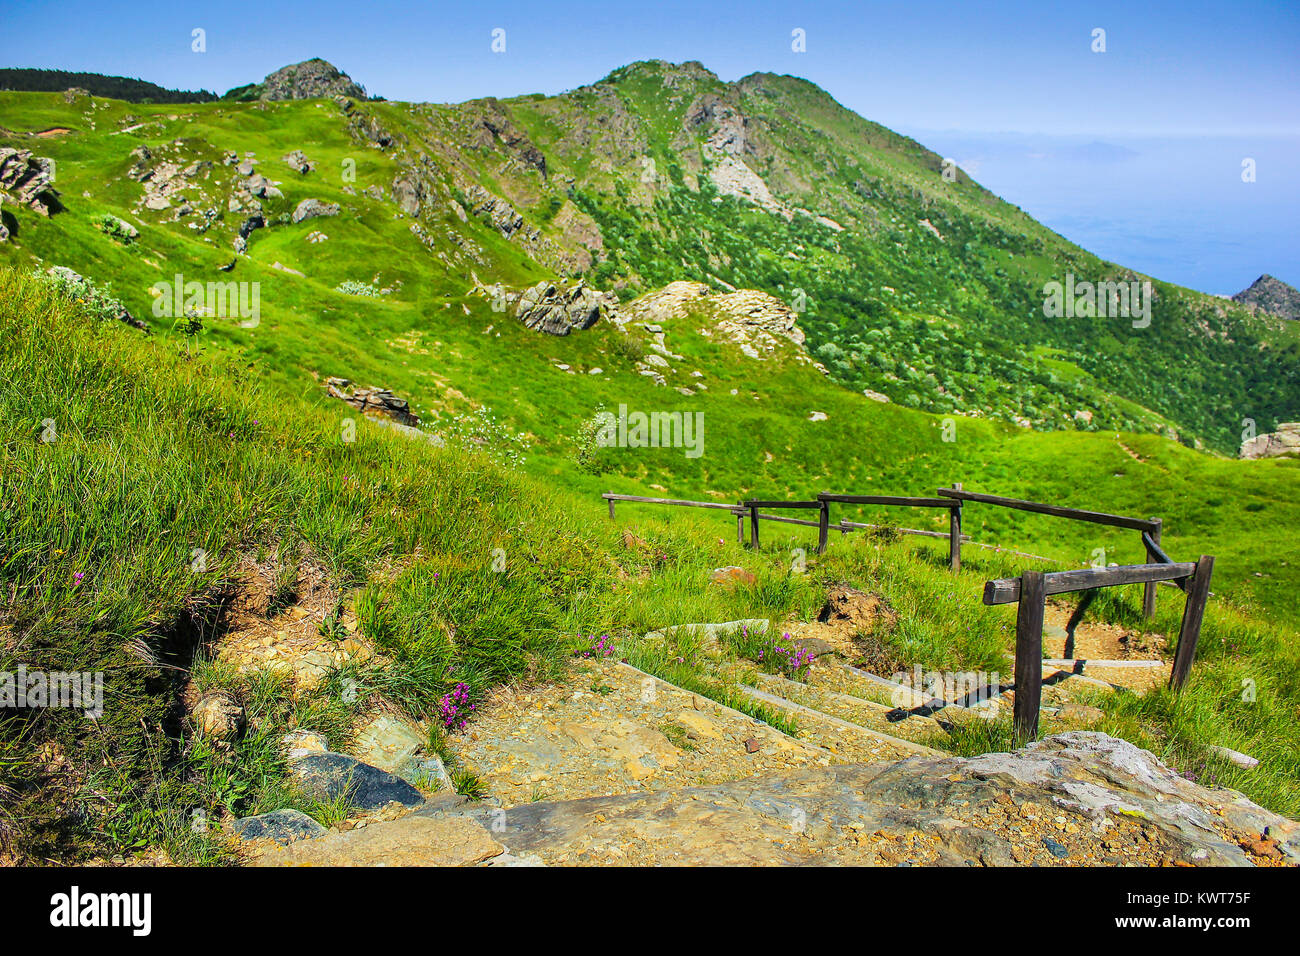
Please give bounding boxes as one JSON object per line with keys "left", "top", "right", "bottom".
{"left": 0, "top": 88, "right": 1297, "bottom": 622}
{"left": 2, "top": 268, "right": 1298, "bottom": 865}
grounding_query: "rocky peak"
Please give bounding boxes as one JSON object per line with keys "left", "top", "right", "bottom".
{"left": 1231, "top": 273, "right": 1300, "bottom": 321}
{"left": 260, "top": 58, "right": 366, "bottom": 102}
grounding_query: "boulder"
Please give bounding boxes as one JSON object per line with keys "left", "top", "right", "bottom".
{"left": 233, "top": 809, "right": 325, "bottom": 846}
{"left": 514, "top": 280, "right": 612, "bottom": 336}
{"left": 1241, "top": 422, "right": 1300, "bottom": 459}
{"left": 351, "top": 714, "right": 424, "bottom": 774}
{"left": 191, "top": 691, "right": 245, "bottom": 741}
{"left": 324, "top": 377, "right": 420, "bottom": 426}
{"left": 291, "top": 198, "right": 340, "bottom": 224}
{"left": 282, "top": 149, "right": 315, "bottom": 174}
{"left": 288, "top": 752, "right": 424, "bottom": 810}
{"left": 0, "top": 147, "right": 61, "bottom": 216}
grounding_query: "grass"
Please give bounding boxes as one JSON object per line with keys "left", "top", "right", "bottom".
{"left": 2, "top": 258, "right": 1299, "bottom": 862}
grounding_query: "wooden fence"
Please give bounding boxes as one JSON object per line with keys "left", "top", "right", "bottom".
{"left": 983, "top": 556, "right": 1214, "bottom": 740}
{"left": 937, "top": 486, "right": 1164, "bottom": 618}
{"left": 601, "top": 486, "right": 1214, "bottom": 736}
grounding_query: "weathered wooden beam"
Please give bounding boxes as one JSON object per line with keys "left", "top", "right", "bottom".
{"left": 837, "top": 520, "right": 968, "bottom": 541}
{"left": 602, "top": 493, "right": 738, "bottom": 511}
{"left": 749, "top": 505, "right": 760, "bottom": 550}
{"left": 1143, "top": 518, "right": 1163, "bottom": 617}
{"left": 949, "top": 481, "right": 962, "bottom": 572}
{"left": 1169, "top": 555, "right": 1214, "bottom": 691}
{"left": 817, "top": 497, "right": 830, "bottom": 556}
{"left": 742, "top": 499, "right": 822, "bottom": 510}
{"left": 819, "top": 493, "right": 959, "bottom": 508}
{"left": 1014, "top": 570, "right": 1046, "bottom": 743}
{"left": 1142, "top": 527, "right": 1187, "bottom": 593}
{"left": 731, "top": 511, "right": 823, "bottom": 530}
{"left": 984, "top": 562, "right": 1195, "bottom": 605}
{"left": 937, "top": 487, "right": 1160, "bottom": 533}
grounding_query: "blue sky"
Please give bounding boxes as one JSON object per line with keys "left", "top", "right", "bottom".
{"left": 2, "top": 0, "right": 1297, "bottom": 292}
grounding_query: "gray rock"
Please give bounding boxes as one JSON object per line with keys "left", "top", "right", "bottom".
{"left": 282, "top": 149, "right": 315, "bottom": 174}
{"left": 290, "top": 752, "right": 423, "bottom": 810}
{"left": 0, "top": 148, "right": 61, "bottom": 216}
{"left": 514, "top": 280, "right": 614, "bottom": 336}
{"left": 233, "top": 809, "right": 325, "bottom": 846}
{"left": 260, "top": 58, "right": 366, "bottom": 102}
{"left": 464, "top": 185, "right": 525, "bottom": 237}
{"left": 431, "top": 732, "right": 1299, "bottom": 867}
{"left": 292, "top": 198, "right": 340, "bottom": 224}
{"left": 1241, "top": 422, "right": 1300, "bottom": 460}
{"left": 324, "top": 377, "right": 419, "bottom": 426}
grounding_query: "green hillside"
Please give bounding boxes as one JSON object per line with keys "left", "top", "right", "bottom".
{"left": 3, "top": 267, "right": 1299, "bottom": 863}
{"left": 2, "top": 60, "right": 1299, "bottom": 861}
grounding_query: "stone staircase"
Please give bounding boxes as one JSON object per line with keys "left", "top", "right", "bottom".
{"left": 229, "top": 598, "right": 1284, "bottom": 867}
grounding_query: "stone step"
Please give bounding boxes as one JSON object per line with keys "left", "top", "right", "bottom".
{"left": 736, "top": 684, "right": 943, "bottom": 759}
{"left": 451, "top": 659, "right": 839, "bottom": 806}
{"left": 753, "top": 672, "right": 945, "bottom": 744}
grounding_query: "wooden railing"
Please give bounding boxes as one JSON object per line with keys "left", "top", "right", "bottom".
{"left": 983, "top": 557, "right": 1214, "bottom": 740}
{"left": 937, "top": 486, "right": 1164, "bottom": 617}
{"left": 602, "top": 486, "right": 1215, "bottom": 735}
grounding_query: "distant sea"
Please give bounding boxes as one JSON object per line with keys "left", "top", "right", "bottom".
{"left": 900, "top": 130, "right": 1300, "bottom": 298}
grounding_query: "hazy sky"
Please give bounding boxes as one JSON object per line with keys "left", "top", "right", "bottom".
{"left": 2, "top": 0, "right": 1297, "bottom": 292}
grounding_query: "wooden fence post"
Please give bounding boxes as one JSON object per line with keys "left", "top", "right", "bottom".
{"left": 736, "top": 509, "right": 745, "bottom": 545}
{"left": 1169, "top": 554, "right": 1214, "bottom": 691}
{"left": 817, "top": 496, "right": 830, "bottom": 556}
{"left": 1013, "top": 569, "right": 1046, "bottom": 743}
{"left": 749, "top": 504, "right": 760, "bottom": 550}
{"left": 607, "top": 494, "right": 616, "bottom": 520}
{"left": 1143, "top": 518, "right": 1162, "bottom": 618}
{"left": 949, "top": 481, "right": 962, "bottom": 572}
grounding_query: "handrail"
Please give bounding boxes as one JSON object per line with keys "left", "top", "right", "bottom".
{"left": 983, "top": 562, "right": 1195, "bottom": 605}
{"left": 937, "top": 486, "right": 1159, "bottom": 533}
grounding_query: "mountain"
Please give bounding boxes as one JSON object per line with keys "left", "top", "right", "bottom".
{"left": 222, "top": 58, "right": 368, "bottom": 103}
{"left": 0, "top": 67, "right": 216, "bottom": 103}
{"left": 1233, "top": 273, "right": 1300, "bottom": 322}
{"left": 0, "top": 58, "right": 1297, "bottom": 606}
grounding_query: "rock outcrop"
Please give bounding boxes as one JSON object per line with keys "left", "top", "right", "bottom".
{"left": 325, "top": 377, "right": 419, "bottom": 426}
{"left": 260, "top": 58, "right": 366, "bottom": 102}
{"left": 0, "top": 147, "right": 61, "bottom": 217}
{"left": 513, "top": 280, "right": 616, "bottom": 335}
{"left": 622, "top": 280, "right": 825, "bottom": 372}
{"left": 1232, "top": 273, "right": 1300, "bottom": 322}
{"left": 291, "top": 198, "right": 339, "bottom": 224}
{"left": 421, "top": 731, "right": 1298, "bottom": 866}
{"left": 1241, "top": 422, "right": 1300, "bottom": 459}
{"left": 464, "top": 184, "right": 526, "bottom": 238}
